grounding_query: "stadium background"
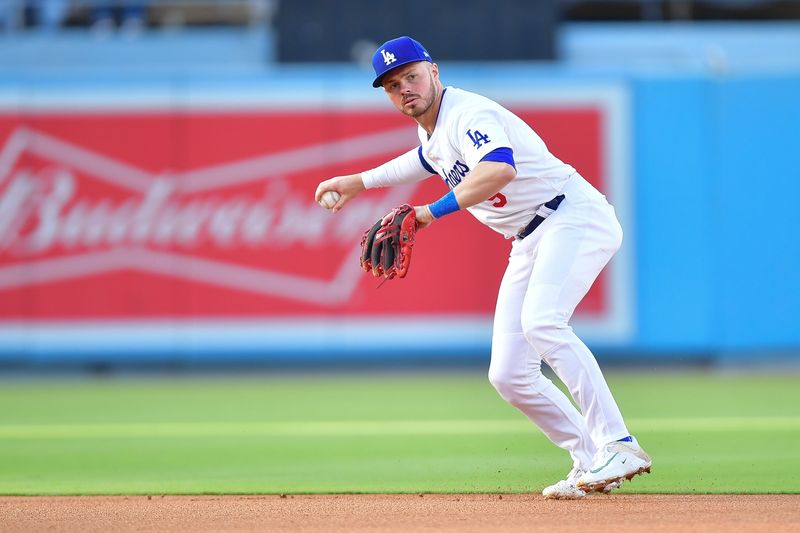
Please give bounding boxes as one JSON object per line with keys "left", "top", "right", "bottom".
{"left": 0, "top": 0, "right": 799, "bottom": 502}
{"left": 1, "top": 0, "right": 798, "bottom": 369}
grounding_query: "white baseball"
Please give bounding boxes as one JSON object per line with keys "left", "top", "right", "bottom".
{"left": 319, "top": 190, "right": 341, "bottom": 210}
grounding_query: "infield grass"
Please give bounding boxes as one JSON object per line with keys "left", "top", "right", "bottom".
{"left": 0, "top": 371, "right": 798, "bottom": 495}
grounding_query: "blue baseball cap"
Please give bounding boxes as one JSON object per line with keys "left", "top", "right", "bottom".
{"left": 371, "top": 36, "right": 432, "bottom": 88}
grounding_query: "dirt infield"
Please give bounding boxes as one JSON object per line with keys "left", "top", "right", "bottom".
{"left": 1, "top": 494, "right": 798, "bottom": 532}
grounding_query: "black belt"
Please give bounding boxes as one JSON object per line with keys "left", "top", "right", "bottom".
{"left": 515, "top": 194, "right": 565, "bottom": 240}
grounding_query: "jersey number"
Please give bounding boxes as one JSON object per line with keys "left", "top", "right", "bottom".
{"left": 467, "top": 129, "right": 491, "bottom": 149}
{"left": 489, "top": 193, "right": 507, "bottom": 208}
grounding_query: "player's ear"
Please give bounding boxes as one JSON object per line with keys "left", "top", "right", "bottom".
{"left": 430, "top": 63, "right": 439, "bottom": 79}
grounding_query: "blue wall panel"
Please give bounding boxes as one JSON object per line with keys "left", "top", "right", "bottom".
{"left": 710, "top": 76, "right": 800, "bottom": 350}
{"left": 632, "top": 77, "right": 715, "bottom": 350}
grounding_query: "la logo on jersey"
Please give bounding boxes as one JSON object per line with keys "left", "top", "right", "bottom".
{"left": 381, "top": 49, "right": 397, "bottom": 66}
{"left": 467, "top": 129, "right": 490, "bottom": 149}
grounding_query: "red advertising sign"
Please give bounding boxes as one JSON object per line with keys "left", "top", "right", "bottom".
{"left": 0, "top": 87, "right": 632, "bottom": 352}
{"left": 0, "top": 109, "right": 603, "bottom": 315}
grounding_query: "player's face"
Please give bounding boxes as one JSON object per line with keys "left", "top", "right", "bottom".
{"left": 382, "top": 62, "right": 439, "bottom": 119}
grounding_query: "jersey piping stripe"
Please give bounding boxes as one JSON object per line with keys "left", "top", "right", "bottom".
{"left": 417, "top": 145, "right": 437, "bottom": 175}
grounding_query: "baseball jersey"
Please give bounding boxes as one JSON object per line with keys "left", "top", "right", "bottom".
{"left": 421, "top": 87, "right": 576, "bottom": 238}
{"left": 362, "top": 87, "right": 578, "bottom": 239}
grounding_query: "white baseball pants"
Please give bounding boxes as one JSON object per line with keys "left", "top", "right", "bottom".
{"left": 488, "top": 173, "right": 629, "bottom": 470}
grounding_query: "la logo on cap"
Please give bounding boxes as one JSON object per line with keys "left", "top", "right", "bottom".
{"left": 371, "top": 36, "right": 432, "bottom": 87}
{"left": 380, "top": 49, "right": 397, "bottom": 66}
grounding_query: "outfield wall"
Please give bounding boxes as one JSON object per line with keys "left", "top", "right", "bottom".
{"left": 0, "top": 67, "right": 798, "bottom": 366}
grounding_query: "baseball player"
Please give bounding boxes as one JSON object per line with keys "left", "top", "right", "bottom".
{"left": 315, "top": 36, "right": 651, "bottom": 499}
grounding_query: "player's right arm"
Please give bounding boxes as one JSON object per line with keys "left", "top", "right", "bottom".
{"left": 315, "top": 147, "right": 434, "bottom": 213}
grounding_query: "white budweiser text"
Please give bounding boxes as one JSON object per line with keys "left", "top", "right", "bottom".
{"left": 0, "top": 166, "right": 384, "bottom": 256}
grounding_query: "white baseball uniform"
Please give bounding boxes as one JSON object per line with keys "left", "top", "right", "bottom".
{"left": 362, "top": 86, "right": 630, "bottom": 471}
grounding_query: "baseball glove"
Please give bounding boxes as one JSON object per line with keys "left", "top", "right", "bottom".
{"left": 360, "top": 204, "right": 418, "bottom": 281}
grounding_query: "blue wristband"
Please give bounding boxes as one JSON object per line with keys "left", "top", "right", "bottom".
{"left": 428, "top": 190, "right": 460, "bottom": 219}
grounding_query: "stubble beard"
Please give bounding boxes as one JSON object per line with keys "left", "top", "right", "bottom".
{"left": 402, "top": 73, "right": 439, "bottom": 119}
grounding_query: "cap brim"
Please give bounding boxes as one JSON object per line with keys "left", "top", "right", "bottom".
{"left": 372, "top": 58, "right": 430, "bottom": 88}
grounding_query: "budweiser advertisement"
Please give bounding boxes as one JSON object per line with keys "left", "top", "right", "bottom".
{"left": 0, "top": 86, "right": 633, "bottom": 360}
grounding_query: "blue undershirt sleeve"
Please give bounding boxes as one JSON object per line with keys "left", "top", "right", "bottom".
{"left": 479, "top": 147, "right": 516, "bottom": 170}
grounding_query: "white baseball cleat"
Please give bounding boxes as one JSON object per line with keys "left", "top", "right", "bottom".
{"left": 542, "top": 467, "right": 587, "bottom": 499}
{"left": 542, "top": 467, "right": 626, "bottom": 499}
{"left": 576, "top": 436, "right": 652, "bottom": 493}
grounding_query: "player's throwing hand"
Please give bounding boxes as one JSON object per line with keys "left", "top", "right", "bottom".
{"left": 314, "top": 174, "right": 365, "bottom": 213}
